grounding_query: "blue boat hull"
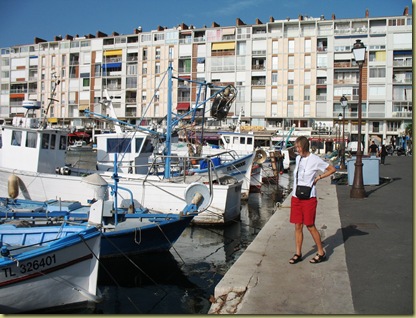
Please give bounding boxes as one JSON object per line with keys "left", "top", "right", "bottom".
{"left": 99, "top": 216, "right": 193, "bottom": 258}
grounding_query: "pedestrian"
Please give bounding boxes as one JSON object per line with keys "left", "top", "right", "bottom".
{"left": 380, "top": 144, "right": 388, "bottom": 164}
{"left": 289, "top": 136, "right": 336, "bottom": 265}
{"left": 369, "top": 140, "right": 379, "bottom": 157}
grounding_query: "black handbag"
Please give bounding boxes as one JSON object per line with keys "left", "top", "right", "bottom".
{"left": 295, "top": 157, "right": 312, "bottom": 200}
{"left": 296, "top": 185, "right": 312, "bottom": 200}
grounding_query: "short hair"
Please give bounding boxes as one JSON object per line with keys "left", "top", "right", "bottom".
{"left": 295, "top": 136, "right": 309, "bottom": 152}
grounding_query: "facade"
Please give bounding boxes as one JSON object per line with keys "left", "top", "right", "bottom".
{"left": 0, "top": 7, "right": 412, "bottom": 153}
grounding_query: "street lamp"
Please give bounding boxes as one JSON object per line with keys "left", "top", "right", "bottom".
{"left": 335, "top": 122, "right": 340, "bottom": 154}
{"left": 350, "top": 39, "right": 366, "bottom": 199}
{"left": 318, "top": 122, "right": 322, "bottom": 154}
{"left": 340, "top": 95, "right": 348, "bottom": 169}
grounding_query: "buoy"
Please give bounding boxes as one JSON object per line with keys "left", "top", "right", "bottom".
{"left": 8, "top": 174, "right": 19, "bottom": 199}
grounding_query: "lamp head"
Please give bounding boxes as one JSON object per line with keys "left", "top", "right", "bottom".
{"left": 340, "top": 94, "right": 348, "bottom": 109}
{"left": 352, "top": 39, "right": 366, "bottom": 66}
{"left": 338, "top": 113, "right": 343, "bottom": 120}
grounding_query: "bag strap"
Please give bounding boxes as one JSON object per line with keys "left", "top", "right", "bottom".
{"left": 296, "top": 156, "right": 314, "bottom": 187}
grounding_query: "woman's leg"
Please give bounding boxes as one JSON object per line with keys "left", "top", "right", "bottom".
{"left": 307, "top": 225, "right": 324, "bottom": 255}
{"left": 294, "top": 223, "right": 303, "bottom": 255}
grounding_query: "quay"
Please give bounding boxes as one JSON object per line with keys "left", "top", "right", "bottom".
{"left": 209, "top": 155, "right": 413, "bottom": 315}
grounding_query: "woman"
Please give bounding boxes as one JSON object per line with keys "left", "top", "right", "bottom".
{"left": 289, "top": 136, "right": 336, "bottom": 265}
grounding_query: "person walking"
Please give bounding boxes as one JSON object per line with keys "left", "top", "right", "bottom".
{"left": 380, "top": 144, "right": 388, "bottom": 164}
{"left": 369, "top": 140, "right": 379, "bottom": 157}
{"left": 289, "top": 136, "right": 336, "bottom": 265}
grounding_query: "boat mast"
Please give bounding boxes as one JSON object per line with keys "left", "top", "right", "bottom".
{"left": 164, "top": 60, "right": 173, "bottom": 179}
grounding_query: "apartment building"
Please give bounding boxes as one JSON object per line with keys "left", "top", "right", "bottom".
{"left": 0, "top": 7, "right": 412, "bottom": 151}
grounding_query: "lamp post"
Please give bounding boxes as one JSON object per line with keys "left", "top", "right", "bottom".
{"left": 350, "top": 39, "right": 366, "bottom": 198}
{"left": 318, "top": 122, "right": 322, "bottom": 154}
{"left": 335, "top": 122, "right": 339, "bottom": 154}
{"left": 340, "top": 95, "right": 348, "bottom": 169}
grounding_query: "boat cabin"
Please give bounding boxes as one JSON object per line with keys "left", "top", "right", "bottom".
{"left": 0, "top": 117, "right": 68, "bottom": 174}
{"left": 95, "top": 131, "right": 154, "bottom": 174}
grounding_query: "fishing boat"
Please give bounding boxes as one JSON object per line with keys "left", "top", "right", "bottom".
{"left": 0, "top": 169, "right": 207, "bottom": 258}
{"left": 0, "top": 76, "right": 241, "bottom": 224}
{"left": 0, "top": 212, "right": 102, "bottom": 313}
{"left": 77, "top": 65, "right": 251, "bottom": 220}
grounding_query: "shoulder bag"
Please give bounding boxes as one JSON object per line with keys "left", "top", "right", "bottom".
{"left": 295, "top": 157, "right": 312, "bottom": 200}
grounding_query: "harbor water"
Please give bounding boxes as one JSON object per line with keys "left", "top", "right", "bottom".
{"left": 53, "top": 150, "right": 294, "bottom": 314}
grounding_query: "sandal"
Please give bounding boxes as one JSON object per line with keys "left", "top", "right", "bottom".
{"left": 309, "top": 252, "right": 326, "bottom": 264}
{"left": 289, "top": 253, "right": 302, "bottom": 264}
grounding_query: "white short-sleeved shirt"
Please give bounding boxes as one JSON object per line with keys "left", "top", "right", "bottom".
{"left": 292, "top": 154, "right": 329, "bottom": 198}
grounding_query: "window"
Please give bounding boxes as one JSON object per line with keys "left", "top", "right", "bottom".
{"left": 287, "top": 88, "right": 294, "bottom": 101}
{"left": 369, "top": 67, "right": 386, "bottom": 78}
{"left": 155, "top": 62, "right": 160, "bottom": 74}
{"left": 304, "top": 87, "right": 311, "bottom": 100}
{"left": 272, "top": 73, "right": 278, "bottom": 85}
{"left": 288, "top": 71, "right": 294, "bottom": 84}
{"left": 304, "top": 71, "right": 311, "bottom": 84}
{"left": 26, "top": 132, "right": 37, "bottom": 148}
{"left": 288, "top": 40, "right": 294, "bottom": 53}
{"left": 59, "top": 136, "right": 67, "bottom": 150}
{"left": 304, "top": 39, "right": 311, "bottom": 53}
{"left": 42, "top": 134, "right": 50, "bottom": 149}
{"left": 288, "top": 55, "right": 294, "bottom": 69}
{"left": 304, "top": 55, "right": 311, "bottom": 69}
{"left": 50, "top": 134, "right": 56, "bottom": 149}
{"left": 107, "top": 138, "right": 131, "bottom": 153}
{"left": 317, "top": 55, "right": 327, "bottom": 68}
{"left": 11, "top": 131, "right": 22, "bottom": 146}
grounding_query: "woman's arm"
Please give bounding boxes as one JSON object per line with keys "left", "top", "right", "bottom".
{"left": 314, "top": 165, "right": 336, "bottom": 183}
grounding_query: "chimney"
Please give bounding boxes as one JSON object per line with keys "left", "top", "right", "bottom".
{"left": 96, "top": 31, "right": 107, "bottom": 38}
{"left": 269, "top": 16, "right": 275, "bottom": 23}
{"left": 403, "top": 6, "right": 409, "bottom": 16}
{"left": 112, "top": 32, "right": 119, "bottom": 36}
{"left": 180, "top": 22, "right": 189, "bottom": 30}
{"left": 255, "top": 18, "right": 263, "bottom": 25}
{"left": 236, "top": 18, "right": 245, "bottom": 26}
{"left": 157, "top": 25, "right": 164, "bottom": 31}
{"left": 212, "top": 22, "right": 220, "bottom": 28}
{"left": 331, "top": 13, "right": 336, "bottom": 20}
{"left": 54, "top": 35, "right": 62, "bottom": 41}
{"left": 65, "top": 34, "right": 73, "bottom": 40}
{"left": 85, "top": 34, "right": 95, "bottom": 39}
{"left": 365, "top": 8, "right": 369, "bottom": 18}
{"left": 298, "top": 14, "right": 303, "bottom": 21}
{"left": 34, "top": 37, "right": 47, "bottom": 44}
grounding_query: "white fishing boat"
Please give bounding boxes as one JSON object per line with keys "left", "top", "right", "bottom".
{"left": 0, "top": 210, "right": 102, "bottom": 313}
{"left": 0, "top": 74, "right": 242, "bottom": 225}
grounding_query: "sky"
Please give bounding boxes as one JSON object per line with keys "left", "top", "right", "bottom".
{"left": 0, "top": 0, "right": 412, "bottom": 48}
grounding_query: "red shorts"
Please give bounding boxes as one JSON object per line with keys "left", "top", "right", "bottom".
{"left": 290, "top": 196, "right": 318, "bottom": 226}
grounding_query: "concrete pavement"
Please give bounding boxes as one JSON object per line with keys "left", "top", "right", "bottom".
{"left": 208, "top": 155, "right": 413, "bottom": 315}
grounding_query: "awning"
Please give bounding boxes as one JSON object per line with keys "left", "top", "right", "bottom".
{"left": 393, "top": 50, "right": 412, "bottom": 55}
{"left": 222, "top": 28, "right": 235, "bottom": 35}
{"left": 48, "top": 117, "right": 58, "bottom": 123}
{"left": 10, "top": 93, "right": 25, "bottom": 99}
{"left": 212, "top": 42, "right": 235, "bottom": 50}
{"left": 177, "top": 102, "right": 190, "bottom": 110}
{"left": 69, "top": 131, "right": 90, "bottom": 138}
{"left": 102, "top": 62, "right": 122, "bottom": 69}
{"left": 104, "top": 49, "right": 122, "bottom": 56}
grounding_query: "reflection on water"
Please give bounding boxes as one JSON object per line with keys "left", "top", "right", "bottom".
{"left": 55, "top": 150, "right": 294, "bottom": 314}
